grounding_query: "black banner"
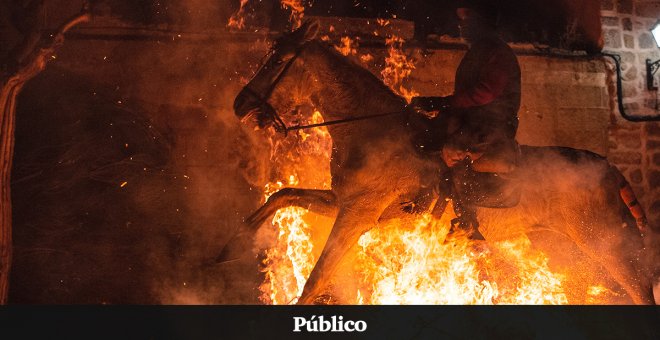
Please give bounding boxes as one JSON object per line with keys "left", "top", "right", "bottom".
{"left": 1, "top": 306, "right": 659, "bottom": 339}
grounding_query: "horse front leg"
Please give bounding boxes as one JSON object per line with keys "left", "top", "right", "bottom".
{"left": 246, "top": 188, "right": 337, "bottom": 229}
{"left": 216, "top": 188, "right": 337, "bottom": 263}
{"left": 297, "top": 193, "right": 398, "bottom": 305}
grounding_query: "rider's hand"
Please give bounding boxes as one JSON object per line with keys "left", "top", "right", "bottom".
{"left": 417, "top": 108, "right": 440, "bottom": 119}
{"left": 409, "top": 96, "right": 449, "bottom": 119}
{"left": 441, "top": 144, "right": 468, "bottom": 167}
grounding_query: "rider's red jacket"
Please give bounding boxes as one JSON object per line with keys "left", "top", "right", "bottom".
{"left": 449, "top": 34, "right": 521, "bottom": 140}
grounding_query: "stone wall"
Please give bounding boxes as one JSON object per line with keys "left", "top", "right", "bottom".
{"left": 409, "top": 50, "right": 611, "bottom": 154}
{"left": 601, "top": 0, "right": 660, "bottom": 227}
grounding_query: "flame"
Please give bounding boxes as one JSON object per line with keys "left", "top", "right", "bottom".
{"left": 259, "top": 204, "right": 315, "bottom": 304}
{"left": 281, "top": 0, "right": 305, "bottom": 30}
{"left": 229, "top": 0, "right": 304, "bottom": 31}
{"left": 381, "top": 35, "right": 419, "bottom": 103}
{"left": 491, "top": 237, "right": 568, "bottom": 304}
{"left": 333, "top": 37, "right": 371, "bottom": 66}
{"left": 227, "top": 0, "right": 249, "bottom": 30}
{"left": 355, "top": 207, "right": 568, "bottom": 305}
{"left": 260, "top": 192, "right": 573, "bottom": 304}
{"left": 587, "top": 285, "right": 608, "bottom": 296}
{"left": 254, "top": 29, "right": 569, "bottom": 303}
{"left": 360, "top": 53, "right": 374, "bottom": 64}
{"left": 585, "top": 285, "right": 619, "bottom": 304}
{"left": 259, "top": 110, "right": 332, "bottom": 305}
{"left": 299, "top": 110, "right": 331, "bottom": 142}
{"left": 260, "top": 175, "right": 315, "bottom": 305}
{"left": 356, "top": 213, "right": 498, "bottom": 304}
{"left": 334, "top": 36, "right": 358, "bottom": 56}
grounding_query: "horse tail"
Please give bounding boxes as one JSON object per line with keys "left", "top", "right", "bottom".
{"left": 612, "top": 166, "right": 649, "bottom": 234}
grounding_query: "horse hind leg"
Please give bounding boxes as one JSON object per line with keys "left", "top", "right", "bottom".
{"left": 216, "top": 188, "right": 337, "bottom": 263}
{"left": 576, "top": 238, "right": 653, "bottom": 304}
{"left": 297, "top": 192, "right": 399, "bottom": 305}
{"left": 569, "top": 198, "right": 654, "bottom": 304}
{"left": 296, "top": 207, "right": 377, "bottom": 305}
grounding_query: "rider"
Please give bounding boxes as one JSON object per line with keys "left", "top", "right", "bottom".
{"left": 411, "top": 0, "right": 521, "bottom": 174}
{"left": 408, "top": 0, "right": 521, "bottom": 238}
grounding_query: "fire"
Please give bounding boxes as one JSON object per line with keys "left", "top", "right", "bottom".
{"left": 355, "top": 208, "right": 568, "bottom": 305}
{"left": 260, "top": 194, "right": 572, "bottom": 304}
{"left": 227, "top": 0, "right": 249, "bottom": 30}
{"left": 585, "top": 285, "right": 619, "bottom": 304}
{"left": 381, "top": 35, "right": 419, "bottom": 103}
{"left": 259, "top": 175, "right": 314, "bottom": 305}
{"left": 356, "top": 213, "right": 498, "bottom": 305}
{"left": 299, "top": 110, "right": 331, "bottom": 142}
{"left": 259, "top": 109, "right": 332, "bottom": 305}
{"left": 490, "top": 237, "right": 568, "bottom": 304}
{"left": 333, "top": 37, "right": 373, "bottom": 66}
{"left": 360, "top": 54, "right": 374, "bottom": 64}
{"left": 281, "top": 0, "right": 305, "bottom": 29}
{"left": 259, "top": 203, "right": 315, "bottom": 304}
{"left": 334, "top": 36, "right": 358, "bottom": 56}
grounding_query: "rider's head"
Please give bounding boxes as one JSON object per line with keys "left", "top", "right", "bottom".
{"left": 456, "top": 0, "right": 498, "bottom": 43}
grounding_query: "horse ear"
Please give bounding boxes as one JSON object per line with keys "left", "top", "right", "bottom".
{"left": 299, "top": 19, "right": 320, "bottom": 42}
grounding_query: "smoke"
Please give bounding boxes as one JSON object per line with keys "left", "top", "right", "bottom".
{"left": 8, "top": 0, "right": 279, "bottom": 304}
{"left": 472, "top": 146, "right": 654, "bottom": 303}
{"left": 118, "top": 10, "right": 274, "bottom": 302}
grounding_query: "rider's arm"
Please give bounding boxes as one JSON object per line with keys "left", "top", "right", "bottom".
{"left": 450, "top": 49, "right": 514, "bottom": 108}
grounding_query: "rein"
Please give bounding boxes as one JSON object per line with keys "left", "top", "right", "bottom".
{"left": 284, "top": 110, "right": 405, "bottom": 134}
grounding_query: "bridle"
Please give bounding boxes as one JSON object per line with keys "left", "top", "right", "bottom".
{"left": 241, "top": 42, "right": 301, "bottom": 135}
{"left": 242, "top": 41, "right": 405, "bottom": 136}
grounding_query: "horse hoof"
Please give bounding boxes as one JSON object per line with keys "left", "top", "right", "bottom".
{"left": 312, "top": 293, "right": 339, "bottom": 305}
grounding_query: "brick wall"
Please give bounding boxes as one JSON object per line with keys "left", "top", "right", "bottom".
{"left": 601, "top": 0, "right": 660, "bottom": 227}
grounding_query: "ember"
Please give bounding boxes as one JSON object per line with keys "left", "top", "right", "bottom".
{"left": 334, "top": 37, "right": 358, "bottom": 56}
{"left": 281, "top": 0, "right": 305, "bottom": 29}
{"left": 227, "top": 0, "right": 249, "bottom": 30}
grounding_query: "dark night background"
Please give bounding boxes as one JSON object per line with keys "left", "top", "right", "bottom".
{"left": 82, "top": 0, "right": 602, "bottom": 49}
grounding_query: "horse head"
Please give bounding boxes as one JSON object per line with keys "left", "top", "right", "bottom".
{"left": 233, "top": 20, "right": 320, "bottom": 131}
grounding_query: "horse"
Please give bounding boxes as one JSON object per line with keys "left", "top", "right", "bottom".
{"left": 232, "top": 20, "right": 658, "bottom": 304}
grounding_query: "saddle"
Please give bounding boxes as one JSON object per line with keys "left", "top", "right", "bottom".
{"left": 399, "top": 160, "right": 521, "bottom": 217}
{"left": 451, "top": 164, "right": 522, "bottom": 209}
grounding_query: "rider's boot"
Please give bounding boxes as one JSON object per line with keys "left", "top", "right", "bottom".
{"left": 450, "top": 204, "right": 485, "bottom": 241}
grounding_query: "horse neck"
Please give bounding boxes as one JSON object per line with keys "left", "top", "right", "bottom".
{"left": 299, "top": 42, "right": 407, "bottom": 123}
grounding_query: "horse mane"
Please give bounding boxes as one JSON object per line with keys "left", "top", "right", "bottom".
{"left": 306, "top": 40, "right": 407, "bottom": 110}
